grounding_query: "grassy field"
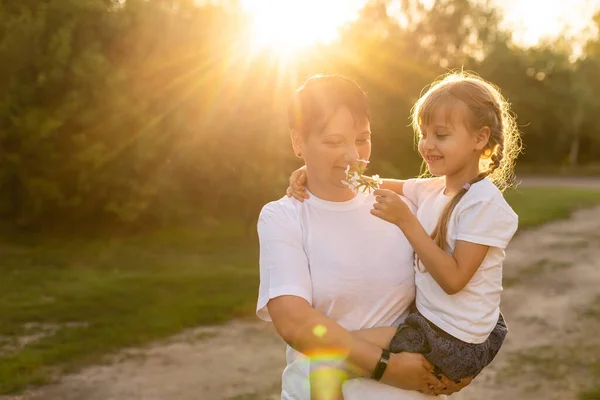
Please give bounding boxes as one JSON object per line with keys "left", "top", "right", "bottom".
{"left": 1, "top": 186, "right": 600, "bottom": 394}
{"left": 504, "top": 186, "right": 600, "bottom": 227}
{"left": 0, "top": 224, "right": 258, "bottom": 393}
{"left": 516, "top": 163, "right": 600, "bottom": 177}
{"left": 580, "top": 365, "right": 600, "bottom": 399}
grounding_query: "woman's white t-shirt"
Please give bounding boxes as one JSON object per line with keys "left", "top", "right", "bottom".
{"left": 257, "top": 191, "right": 440, "bottom": 400}
{"left": 403, "top": 177, "right": 519, "bottom": 343}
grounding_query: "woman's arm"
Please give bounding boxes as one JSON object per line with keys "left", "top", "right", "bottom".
{"left": 349, "top": 326, "right": 472, "bottom": 396}
{"left": 351, "top": 326, "right": 397, "bottom": 349}
{"left": 267, "top": 295, "right": 445, "bottom": 396}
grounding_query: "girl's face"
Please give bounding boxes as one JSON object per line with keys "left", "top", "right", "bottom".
{"left": 293, "top": 106, "right": 371, "bottom": 196}
{"left": 418, "top": 103, "right": 489, "bottom": 178}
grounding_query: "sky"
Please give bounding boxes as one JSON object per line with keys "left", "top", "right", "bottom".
{"left": 239, "top": 0, "right": 600, "bottom": 53}
{"left": 494, "top": 0, "right": 600, "bottom": 46}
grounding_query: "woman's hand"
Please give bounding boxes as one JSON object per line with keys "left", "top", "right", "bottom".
{"left": 381, "top": 352, "right": 445, "bottom": 394}
{"left": 371, "top": 189, "right": 414, "bottom": 227}
{"left": 286, "top": 166, "right": 309, "bottom": 201}
{"left": 434, "top": 375, "right": 473, "bottom": 396}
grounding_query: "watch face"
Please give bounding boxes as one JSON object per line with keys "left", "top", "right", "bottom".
{"left": 372, "top": 350, "right": 390, "bottom": 381}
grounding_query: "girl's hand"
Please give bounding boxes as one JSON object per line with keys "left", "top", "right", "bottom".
{"left": 371, "top": 189, "right": 414, "bottom": 227}
{"left": 382, "top": 352, "right": 445, "bottom": 393}
{"left": 286, "top": 166, "right": 309, "bottom": 201}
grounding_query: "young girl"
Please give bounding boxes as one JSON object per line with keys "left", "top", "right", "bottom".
{"left": 287, "top": 72, "right": 521, "bottom": 383}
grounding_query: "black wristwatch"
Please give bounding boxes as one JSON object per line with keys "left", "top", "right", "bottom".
{"left": 371, "top": 349, "right": 391, "bottom": 381}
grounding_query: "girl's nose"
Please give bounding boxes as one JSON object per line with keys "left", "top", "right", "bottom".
{"left": 421, "top": 137, "right": 434, "bottom": 150}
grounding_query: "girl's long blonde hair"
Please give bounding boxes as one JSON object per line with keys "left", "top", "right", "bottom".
{"left": 412, "top": 72, "right": 522, "bottom": 252}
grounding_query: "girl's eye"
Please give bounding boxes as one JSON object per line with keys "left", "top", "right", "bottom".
{"left": 356, "top": 139, "right": 370, "bottom": 143}
{"left": 325, "top": 141, "right": 342, "bottom": 146}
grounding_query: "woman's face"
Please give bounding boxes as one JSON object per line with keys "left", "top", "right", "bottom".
{"left": 294, "top": 106, "right": 371, "bottom": 194}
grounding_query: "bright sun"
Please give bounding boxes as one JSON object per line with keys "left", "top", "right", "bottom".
{"left": 240, "top": 1, "right": 599, "bottom": 54}
{"left": 241, "top": 0, "right": 365, "bottom": 52}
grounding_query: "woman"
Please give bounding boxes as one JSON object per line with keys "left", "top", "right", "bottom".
{"left": 256, "top": 74, "right": 470, "bottom": 399}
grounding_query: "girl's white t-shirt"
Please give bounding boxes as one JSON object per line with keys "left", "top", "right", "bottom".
{"left": 257, "top": 192, "right": 440, "bottom": 400}
{"left": 403, "top": 177, "right": 519, "bottom": 344}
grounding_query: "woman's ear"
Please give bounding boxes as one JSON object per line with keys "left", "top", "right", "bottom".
{"left": 290, "top": 129, "right": 304, "bottom": 158}
{"left": 474, "top": 126, "right": 491, "bottom": 151}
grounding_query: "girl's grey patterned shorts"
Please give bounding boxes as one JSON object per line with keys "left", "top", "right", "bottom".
{"left": 389, "top": 308, "right": 507, "bottom": 381}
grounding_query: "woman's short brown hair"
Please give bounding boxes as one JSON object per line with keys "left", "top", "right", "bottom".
{"left": 288, "top": 74, "right": 370, "bottom": 137}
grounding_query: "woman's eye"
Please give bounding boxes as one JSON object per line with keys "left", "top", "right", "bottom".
{"left": 356, "top": 139, "right": 369, "bottom": 143}
{"left": 325, "top": 141, "right": 342, "bottom": 146}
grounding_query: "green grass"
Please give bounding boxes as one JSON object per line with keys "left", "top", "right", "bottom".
{"left": 580, "top": 388, "right": 600, "bottom": 399}
{"left": 0, "top": 224, "right": 258, "bottom": 394}
{"left": 579, "top": 363, "right": 600, "bottom": 399}
{"left": 517, "top": 163, "right": 600, "bottom": 177}
{"left": 505, "top": 187, "right": 600, "bottom": 228}
{"left": 1, "top": 186, "right": 600, "bottom": 394}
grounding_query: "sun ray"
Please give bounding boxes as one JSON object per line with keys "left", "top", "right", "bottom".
{"left": 240, "top": 0, "right": 364, "bottom": 54}
{"left": 92, "top": 36, "right": 253, "bottom": 172}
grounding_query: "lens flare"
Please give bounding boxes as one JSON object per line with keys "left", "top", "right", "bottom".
{"left": 304, "top": 348, "right": 350, "bottom": 400}
{"left": 313, "top": 324, "right": 327, "bottom": 338}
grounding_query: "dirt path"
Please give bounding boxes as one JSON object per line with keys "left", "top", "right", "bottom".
{"left": 2, "top": 203, "right": 600, "bottom": 400}
{"left": 0, "top": 322, "right": 285, "bottom": 400}
{"left": 454, "top": 205, "right": 600, "bottom": 400}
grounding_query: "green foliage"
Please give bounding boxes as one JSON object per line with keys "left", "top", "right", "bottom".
{"left": 1, "top": 0, "right": 600, "bottom": 228}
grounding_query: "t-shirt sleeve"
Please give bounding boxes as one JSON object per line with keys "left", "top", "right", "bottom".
{"left": 400, "top": 195, "right": 417, "bottom": 214}
{"left": 402, "top": 178, "right": 422, "bottom": 206}
{"left": 455, "top": 200, "right": 519, "bottom": 249}
{"left": 256, "top": 202, "right": 312, "bottom": 321}
{"left": 402, "top": 178, "right": 440, "bottom": 207}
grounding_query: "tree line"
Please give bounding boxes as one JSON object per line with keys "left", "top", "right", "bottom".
{"left": 1, "top": 0, "right": 599, "bottom": 230}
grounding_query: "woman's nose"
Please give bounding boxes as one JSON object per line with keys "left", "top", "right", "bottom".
{"left": 344, "top": 144, "right": 360, "bottom": 162}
